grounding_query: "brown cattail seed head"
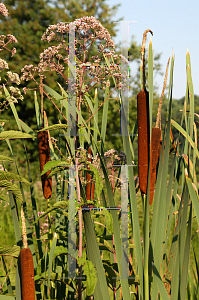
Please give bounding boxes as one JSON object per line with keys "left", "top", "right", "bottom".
{"left": 37, "top": 127, "right": 52, "bottom": 199}
{"left": 20, "top": 248, "right": 35, "bottom": 300}
{"left": 137, "top": 89, "right": 150, "bottom": 195}
{"left": 149, "top": 128, "right": 161, "bottom": 205}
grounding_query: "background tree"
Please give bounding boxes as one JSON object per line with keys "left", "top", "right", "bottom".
{"left": 0, "top": 0, "right": 164, "bottom": 176}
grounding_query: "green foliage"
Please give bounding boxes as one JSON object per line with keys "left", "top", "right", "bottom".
{"left": 0, "top": 3, "right": 199, "bottom": 299}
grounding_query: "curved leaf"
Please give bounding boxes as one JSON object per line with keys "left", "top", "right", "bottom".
{"left": 0, "top": 181, "right": 23, "bottom": 202}
{"left": 0, "top": 130, "right": 36, "bottom": 140}
{"left": 0, "top": 245, "right": 20, "bottom": 258}
{"left": 0, "top": 155, "right": 14, "bottom": 162}
{"left": 32, "top": 201, "right": 68, "bottom": 224}
{"left": 41, "top": 160, "right": 70, "bottom": 176}
{"left": 83, "top": 260, "right": 97, "bottom": 296}
{"left": 0, "top": 171, "right": 31, "bottom": 185}
{"left": 171, "top": 119, "right": 199, "bottom": 158}
{"left": 37, "top": 123, "right": 68, "bottom": 132}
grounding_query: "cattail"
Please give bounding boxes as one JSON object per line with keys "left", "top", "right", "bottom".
{"left": 137, "top": 29, "right": 153, "bottom": 195}
{"left": 20, "top": 206, "right": 35, "bottom": 300}
{"left": 86, "top": 147, "right": 94, "bottom": 204}
{"left": 37, "top": 127, "right": 52, "bottom": 199}
{"left": 137, "top": 89, "right": 150, "bottom": 195}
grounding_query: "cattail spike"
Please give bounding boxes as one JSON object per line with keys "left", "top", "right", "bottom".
{"left": 20, "top": 248, "right": 35, "bottom": 300}
{"left": 37, "top": 127, "right": 52, "bottom": 199}
{"left": 20, "top": 204, "right": 35, "bottom": 299}
{"left": 137, "top": 90, "right": 150, "bottom": 195}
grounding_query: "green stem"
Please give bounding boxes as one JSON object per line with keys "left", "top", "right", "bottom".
{"left": 47, "top": 198, "right": 52, "bottom": 249}
{"left": 143, "top": 193, "right": 149, "bottom": 300}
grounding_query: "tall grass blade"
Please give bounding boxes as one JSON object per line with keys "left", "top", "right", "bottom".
{"left": 152, "top": 264, "right": 170, "bottom": 300}
{"left": 94, "top": 142, "right": 131, "bottom": 299}
{"left": 101, "top": 81, "right": 109, "bottom": 152}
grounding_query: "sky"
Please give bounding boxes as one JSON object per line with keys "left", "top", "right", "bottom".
{"left": 107, "top": 0, "right": 199, "bottom": 100}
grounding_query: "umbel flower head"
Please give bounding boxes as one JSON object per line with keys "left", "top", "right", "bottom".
{"left": 21, "top": 16, "right": 128, "bottom": 98}
{"left": 0, "top": 3, "right": 8, "bottom": 17}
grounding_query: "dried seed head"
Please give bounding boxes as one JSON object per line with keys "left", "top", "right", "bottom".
{"left": 20, "top": 248, "right": 35, "bottom": 300}
{"left": 37, "top": 128, "right": 52, "bottom": 199}
{"left": 137, "top": 89, "right": 150, "bottom": 195}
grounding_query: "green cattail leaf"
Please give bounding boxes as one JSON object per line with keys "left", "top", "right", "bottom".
{"left": 3, "top": 86, "right": 22, "bottom": 130}
{"left": 94, "top": 143, "right": 131, "bottom": 299}
{"left": 83, "top": 92, "right": 100, "bottom": 132}
{"left": 101, "top": 81, "right": 110, "bottom": 151}
{"left": 121, "top": 133, "right": 143, "bottom": 298}
{"left": 44, "top": 84, "right": 66, "bottom": 102}
{"left": 186, "top": 176, "right": 199, "bottom": 224}
{"left": 171, "top": 119, "right": 199, "bottom": 158}
{"left": 82, "top": 210, "right": 110, "bottom": 300}
{"left": 180, "top": 203, "right": 192, "bottom": 300}
{"left": 57, "top": 82, "right": 69, "bottom": 118}
{"left": 93, "top": 88, "right": 98, "bottom": 156}
{"left": 152, "top": 264, "right": 170, "bottom": 300}
{"left": 151, "top": 54, "right": 174, "bottom": 300}
{"left": 47, "top": 233, "right": 57, "bottom": 294}
{"left": 34, "top": 91, "right": 42, "bottom": 129}
{"left": 18, "top": 119, "right": 37, "bottom": 139}
{"left": 88, "top": 163, "right": 103, "bottom": 200}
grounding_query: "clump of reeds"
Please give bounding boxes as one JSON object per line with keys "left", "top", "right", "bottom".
{"left": 20, "top": 205, "right": 35, "bottom": 300}
{"left": 137, "top": 29, "right": 153, "bottom": 195}
{"left": 37, "top": 126, "right": 52, "bottom": 199}
{"left": 149, "top": 57, "right": 170, "bottom": 205}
